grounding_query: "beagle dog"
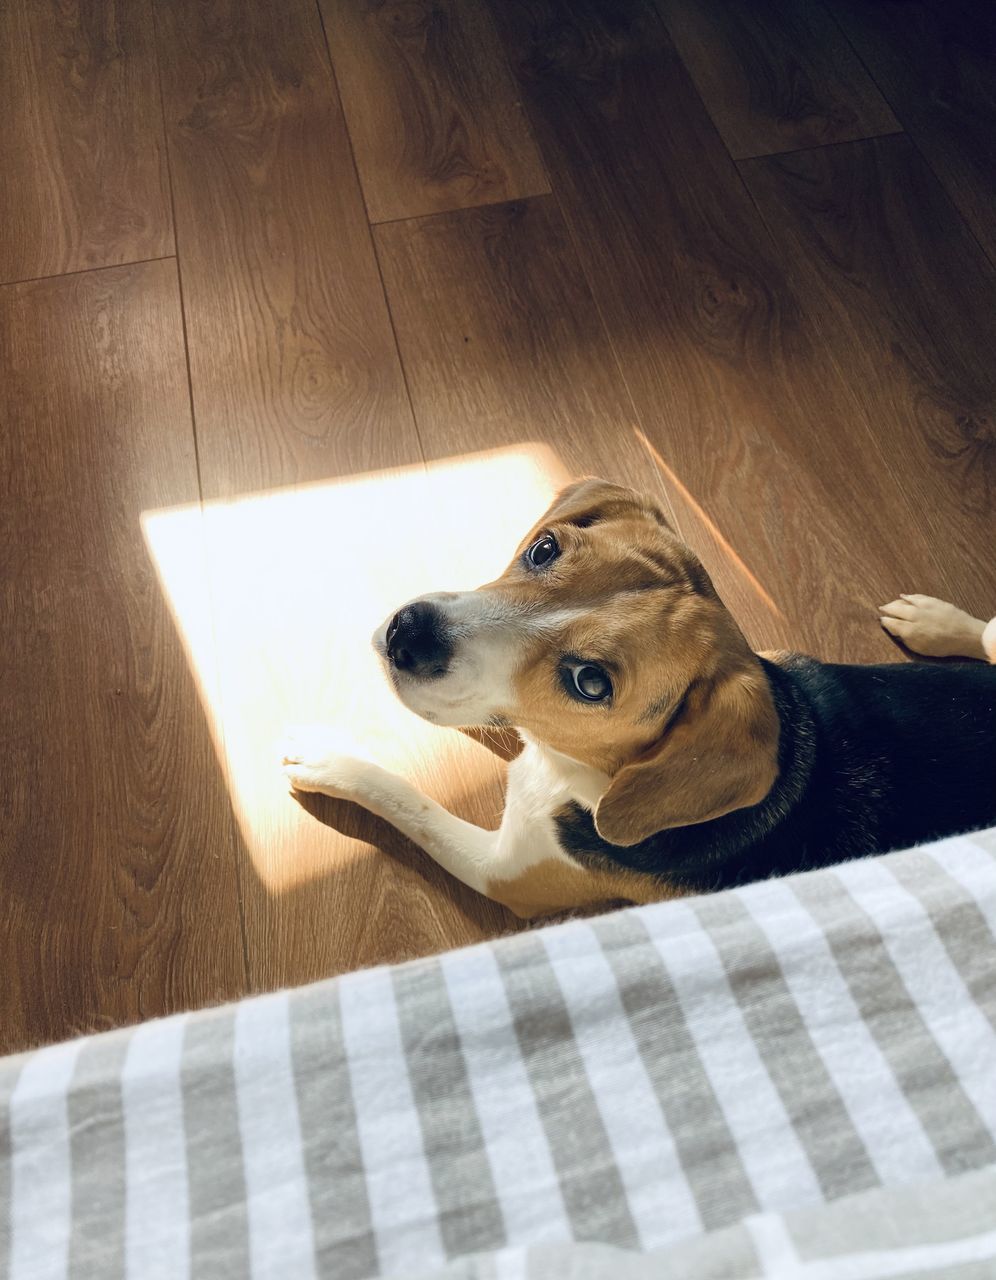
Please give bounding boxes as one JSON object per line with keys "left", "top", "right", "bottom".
{"left": 283, "top": 480, "right": 996, "bottom": 918}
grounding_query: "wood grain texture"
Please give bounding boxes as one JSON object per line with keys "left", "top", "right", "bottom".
{"left": 320, "top": 0, "right": 550, "bottom": 223}
{"left": 656, "top": 0, "right": 899, "bottom": 158}
{"left": 829, "top": 0, "right": 996, "bottom": 264}
{"left": 0, "top": 261, "right": 246, "bottom": 1053}
{"left": 0, "top": 0, "right": 173, "bottom": 285}
{"left": 374, "top": 196, "right": 675, "bottom": 497}
{"left": 155, "top": 0, "right": 414, "bottom": 494}
{"left": 740, "top": 135, "right": 996, "bottom": 618}
{"left": 155, "top": 0, "right": 517, "bottom": 994}
{"left": 489, "top": 0, "right": 979, "bottom": 662}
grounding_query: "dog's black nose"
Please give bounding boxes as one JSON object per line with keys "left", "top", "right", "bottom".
{"left": 386, "top": 602, "right": 452, "bottom": 678}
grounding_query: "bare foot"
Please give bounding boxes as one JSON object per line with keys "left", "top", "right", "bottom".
{"left": 879, "top": 594, "right": 987, "bottom": 659}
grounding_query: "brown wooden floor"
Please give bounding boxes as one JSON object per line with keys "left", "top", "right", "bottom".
{"left": 2, "top": 0, "right": 994, "bottom": 1054}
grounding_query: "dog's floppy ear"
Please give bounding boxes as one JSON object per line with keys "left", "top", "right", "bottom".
{"left": 541, "top": 477, "right": 673, "bottom": 531}
{"left": 594, "top": 663, "right": 780, "bottom": 846}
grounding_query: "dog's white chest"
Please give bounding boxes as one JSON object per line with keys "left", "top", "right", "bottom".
{"left": 502, "top": 738, "right": 609, "bottom": 833}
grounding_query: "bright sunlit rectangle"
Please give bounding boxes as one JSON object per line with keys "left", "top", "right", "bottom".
{"left": 141, "top": 445, "right": 570, "bottom": 891}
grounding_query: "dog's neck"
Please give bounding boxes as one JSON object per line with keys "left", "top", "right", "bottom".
{"left": 516, "top": 731, "right": 611, "bottom": 811}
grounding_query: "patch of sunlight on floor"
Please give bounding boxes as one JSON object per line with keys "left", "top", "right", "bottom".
{"left": 141, "top": 445, "right": 570, "bottom": 891}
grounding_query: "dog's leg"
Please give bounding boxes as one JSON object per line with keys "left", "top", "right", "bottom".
{"left": 282, "top": 729, "right": 498, "bottom": 896}
{"left": 283, "top": 731, "right": 673, "bottom": 918}
{"left": 878, "top": 595, "right": 989, "bottom": 659}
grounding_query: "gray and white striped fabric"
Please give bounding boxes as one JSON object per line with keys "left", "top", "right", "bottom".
{"left": 2, "top": 827, "right": 995, "bottom": 1279}
{"left": 408, "top": 1163, "right": 996, "bottom": 1278}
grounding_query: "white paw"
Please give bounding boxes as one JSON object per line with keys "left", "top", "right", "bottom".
{"left": 280, "top": 726, "right": 379, "bottom": 800}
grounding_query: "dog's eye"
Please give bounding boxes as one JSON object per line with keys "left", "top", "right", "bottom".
{"left": 526, "top": 534, "right": 559, "bottom": 568}
{"left": 564, "top": 663, "right": 612, "bottom": 703}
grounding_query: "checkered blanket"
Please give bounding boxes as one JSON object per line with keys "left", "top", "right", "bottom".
{"left": 3, "top": 827, "right": 995, "bottom": 1279}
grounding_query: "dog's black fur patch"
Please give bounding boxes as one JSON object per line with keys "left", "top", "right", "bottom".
{"left": 556, "top": 655, "right": 996, "bottom": 893}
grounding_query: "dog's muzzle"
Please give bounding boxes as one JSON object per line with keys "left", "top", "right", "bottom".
{"left": 385, "top": 601, "right": 453, "bottom": 680}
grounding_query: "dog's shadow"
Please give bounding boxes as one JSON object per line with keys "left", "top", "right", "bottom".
{"left": 289, "top": 789, "right": 446, "bottom": 886}
{"left": 287, "top": 746, "right": 520, "bottom": 935}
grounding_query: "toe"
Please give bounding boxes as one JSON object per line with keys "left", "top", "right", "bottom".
{"left": 283, "top": 763, "right": 317, "bottom": 792}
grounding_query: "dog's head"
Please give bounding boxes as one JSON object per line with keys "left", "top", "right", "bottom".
{"left": 374, "top": 479, "right": 779, "bottom": 844}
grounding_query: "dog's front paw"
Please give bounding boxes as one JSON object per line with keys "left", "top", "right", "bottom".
{"left": 281, "top": 726, "right": 378, "bottom": 801}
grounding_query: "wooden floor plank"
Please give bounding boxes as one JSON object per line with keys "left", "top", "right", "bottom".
{"left": 655, "top": 0, "right": 899, "bottom": 159}
{"left": 740, "top": 135, "right": 996, "bottom": 618}
{"left": 0, "top": 261, "right": 246, "bottom": 1053}
{"left": 374, "top": 198, "right": 674, "bottom": 491}
{"left": 155, "top": 0, "right": 414, "bottom": 495}
{"left": 319, "top": 0, "right": 549, "bottom": 223}
{"left": 829, "top": 0, "right": 996, "bottom": 264}
{"left": 489, "top": 0, "right": 981, "bottom": 662}
{"left": 154, "top": 0, "right": 516, "bottom": 993}
{"left": 0, "top": 0, "right": 173, "bottom": 285}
